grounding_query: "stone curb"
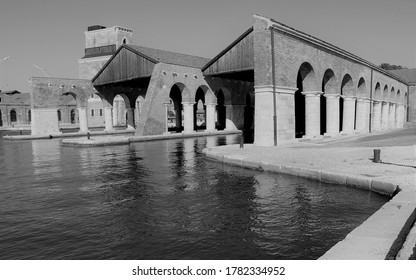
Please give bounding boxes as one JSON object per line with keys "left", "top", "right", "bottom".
{"left": 202, "top": 148, "right": 415, "bottom": 260}
{"left": 203, "top": 150, "right": 398, "bottom": 196}
{"left": 62, "top": 130, "right": 242, "bottom": 147}
{"left": 3, "top": 130, "right": 134, "bottom": 141}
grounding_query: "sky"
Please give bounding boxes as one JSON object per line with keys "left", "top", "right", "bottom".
{"left": 0, "top": 0, "right": 415, "bottom": 92}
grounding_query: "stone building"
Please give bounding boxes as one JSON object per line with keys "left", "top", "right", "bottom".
{"left": 0, "top": 90, "right": 77, "bottom": 128}
{"left": 28, "top": 14, "right": 412, "bottom": 145}
{"left": 388, "top": 69, "right": 416, "bottom": 123}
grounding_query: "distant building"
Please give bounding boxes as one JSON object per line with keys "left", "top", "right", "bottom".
{"left": 0, "top": 91, "right": 77, "bottom": 128}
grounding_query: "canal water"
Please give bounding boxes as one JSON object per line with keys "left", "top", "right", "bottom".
{"left": 0, "top": 131, "right": 388, "bottom": 260}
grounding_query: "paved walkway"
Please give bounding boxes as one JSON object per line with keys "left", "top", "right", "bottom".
{"left": 203, "top": 128, "right": 416, "bottom": 260}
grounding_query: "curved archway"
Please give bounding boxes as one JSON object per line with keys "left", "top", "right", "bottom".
{"left": 396, "top": 90, "right": 401, "bottom": 103}
{"left": 57, "top": 109, "right": 62, "bottom": 122}
{"left": 0, "top": 109, "right": 2, "bottom": 126}
{"left": 295, "top": 62, "right": 318, "bottom": 138}
{"left": 374, "top": 82, "right": 381, "bottom": 98}
{"left": 340, "top": 74, "right": 354, "bottom": 132}
{"left": 383, "top": 85, "right": 389, "bottom": 101}
{"left": 169, "top": 84, "right": 184, "bottom": 132}
{"left": 321, "top": 69, "right": 337, "bottom": 135}
{"left": 194, "top": 87, "right": 206, "bottom": 130}
{"left": 112, "top": 94, "right": 131, "bottom": 128}
{"left": 357, "top": 78, "right": 366, "bottom": 96}
{"left": 27, "top": 109, "right": 31, "bottom": 124}
{"left": 10, "top": 109, "right": 17, "bottom": 123}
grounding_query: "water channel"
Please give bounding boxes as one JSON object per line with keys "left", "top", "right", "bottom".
{"left": 0, "top": 131, "right": 388, "bottom": 259}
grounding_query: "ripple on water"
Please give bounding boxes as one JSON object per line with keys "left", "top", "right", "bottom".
{"left": 0, "top": 132, "right": 389, "bottom": 259}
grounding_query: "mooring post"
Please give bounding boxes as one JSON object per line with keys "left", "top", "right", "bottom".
{"left": 373, "top": 149, "right": 381, "bottom": 163}
{"left": 87, "top": 132, "right": 91, "bottom": 140}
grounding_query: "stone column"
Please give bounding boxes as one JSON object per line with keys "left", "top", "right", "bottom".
{"left": 363, "top": 99, "right": 371, "bottom": 133}
{"left": 78, "top": 108, "right": 89, "bottom": 133}
{"left": 396, "top": 104, "right": 404, "bottom": 128}
{"left": 182, "top": 102, "right": 195, "bottom": 134}
{"left": 324, "top": 93, "right": 340, "bottom": 136}
{"left": 342, "top": 96, "right": 356, "bottom": 134}
{"left": 126, "top": 108, "right": 135, "bottom": 130}
{"left": 302, "top": 91, "right": 322, "bottom": 138}
{"left": 381, "top": 101, "right": 389, "bottom": 130}
{"left": 372, "top": 101, "right": 382, "bottom": 132}
{"left": 355, "top": 98, "right": 367, "bottom": 133}
{"left": 104, "top": 107, "right": 114, "bottom": 132}
{"left": 205, "top": 103, "right": 217, "bottom": 132}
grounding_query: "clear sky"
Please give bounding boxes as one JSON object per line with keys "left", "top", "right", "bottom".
{"left": 0, "top": 0, "right": 415, "bottom": 92}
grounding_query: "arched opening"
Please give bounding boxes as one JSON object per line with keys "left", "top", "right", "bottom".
{"left": 169, "top": 84, "right": 183, "bottom": 132}
{"left": 321, "top": 69, "right": 336, "bottom": 135}
{"left": 0, "top": 110, "right": 2, "bottom": 126}
{"left": 216, "top": 89, "right": 226, "bottom": 130}
{"left": 113, "top": 94, "right": 129, "bottom": 127}
{"left": 295, "top": 62, "right": 316, "bottom": 138}
{"left": 57, "top": 110, "right": 62, "bottom": 122}
{"left": 383, "top": 85, "right": 389, "bottom": 101}
{"left": 122, "top": 38, "right": 127, "bottom": 44}
{"left": 390, "top": 87, "right": 395, "bottom": 101}
{"left": 70, "top": 109, "right": 76, "bottom": 124}
{"left": 356, "top": 78, "right": 366, "bottom": 130}
{"left": 10, "top": 109, "right": 17, "bottom": 123}
{"left": 27, "top": 109, "right": 31, "bottom": 124}
{"left": 397, "top": 90, "right": 401, "bottom": 103}
{"left": 340, "top": 74, "right": 353, "bottom": 132}
{"left": 194, "top": 87, "right": 206, "bottom": 130}
{"left": 374, "top": 83, "right": 381, "bottom": 98}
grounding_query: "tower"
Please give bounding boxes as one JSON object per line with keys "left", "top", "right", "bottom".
{"left": 78, "top": 25, "right": 133, "bottom": 80}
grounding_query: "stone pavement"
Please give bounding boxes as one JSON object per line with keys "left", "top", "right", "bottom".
{"left": 203, "top": 128, "right": 416, "bottom": 260}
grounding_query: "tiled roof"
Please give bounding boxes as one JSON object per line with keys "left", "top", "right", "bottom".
{"left": 388, "top": 69, "right": 416, "bottom": 84}
{"left": 127, "top": 45, "right": 210, "bottom": 69}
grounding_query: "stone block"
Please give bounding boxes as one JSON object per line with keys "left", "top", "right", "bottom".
{"left": 321, "top": 171, "right": 346, "bottom": 185}
{"left": 371, "top": 180, "right": 398, "bottom": 196}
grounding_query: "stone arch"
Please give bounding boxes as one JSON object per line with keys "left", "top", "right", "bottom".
{"left": 390, "top": 87, "right": 395, "bottom": 101}
{"left": 168, "top": 82, "right": 192, "bottom": 103}
{"left": 168, "top": 83, "right": 185, "bottom": 132}
{"left": 340, "top": 74, "right": 354, "bottom": 132}
{"left": 62, "top": 92, "right": 81, "bottom": 108}
{"left": 112, "top": 93, "right": 131, "bottom": 127}
{"left": 298, "top": 62, "right": 318, "bottom": 91}
{"left": 295, "top": 63, "right": 319, "bottom": 138}
{"left": 215, "top": 87, "right": 232, "bottom": 106}
{"left": 27, "top": 109, "right": 31, "bottom": 124}
{"left": 215, "top": 88, "right": 229, "bottom": 130}
{"left": 374, "top": 82, "right": 381, "bottom": 99}
{"left": 383, "top": 85, "right": 389, "bottom": 101}
{"left": 357, "top": 78, "right": 366, "bottom": 97}
{"left": 194, "top": 87, "right": 206, "bottom": 130}
{"left": 321, "top": 69, "right": 337, "bottom": 135}
{"left": 396, "top": 89, "right": 401, "bottom": 103}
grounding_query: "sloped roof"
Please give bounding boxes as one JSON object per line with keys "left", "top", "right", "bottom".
{"left": 126, "top": 45, "right": 210, "bottom": 69}
{"left": 389, "top": 69, "right": 416, "bottom": 84}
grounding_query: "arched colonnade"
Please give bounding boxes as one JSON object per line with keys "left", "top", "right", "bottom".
{"left": 294, "top": 62, "right": 407, "bottom": 139}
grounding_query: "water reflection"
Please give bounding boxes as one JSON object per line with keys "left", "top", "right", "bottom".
{"left": 0, "top": 132, "right": 389, "bottom": 260}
